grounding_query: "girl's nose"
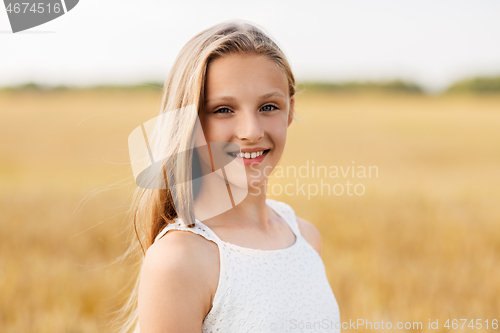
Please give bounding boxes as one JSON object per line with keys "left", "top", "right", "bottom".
{"left": 235, "top": 110, "right": 264, "bottom": 143}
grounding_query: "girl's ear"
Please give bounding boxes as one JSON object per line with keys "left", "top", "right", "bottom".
{"left": 288, "top": 96, "right": 295, "bottom": 127}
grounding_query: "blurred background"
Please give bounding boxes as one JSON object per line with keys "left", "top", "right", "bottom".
{"left": 1, "top": 0, "right": 499, "bottom": 332}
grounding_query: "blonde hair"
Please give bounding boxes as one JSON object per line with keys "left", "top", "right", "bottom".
{"left": 111, "top": 19, "right": 296, "bottom": 333}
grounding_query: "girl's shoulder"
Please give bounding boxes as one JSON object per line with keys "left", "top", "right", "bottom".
{"left": 142, "top": 226, "right": 220, "bottom": 319}
{"left": 147, "top": 225, "right": 220, "bottom": 281}
{"left": 150, "top": 221, "right": 221, "bottom": 272}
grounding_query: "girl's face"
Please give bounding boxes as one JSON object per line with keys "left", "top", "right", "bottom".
{"left": 199, "top": 53, "right": 294, "bottom": 190}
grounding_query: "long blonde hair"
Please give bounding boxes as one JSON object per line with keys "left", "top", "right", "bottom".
{"left": 111, "top": 19, "right": 296, "bottom": 333}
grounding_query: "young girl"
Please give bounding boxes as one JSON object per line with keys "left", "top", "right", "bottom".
{"left": 118, "top": 19, "right": 341, "bottom": 333}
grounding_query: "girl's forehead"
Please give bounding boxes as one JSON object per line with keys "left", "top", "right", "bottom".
{"left": 205, "top": 54, "right": 288, "bottom": 96}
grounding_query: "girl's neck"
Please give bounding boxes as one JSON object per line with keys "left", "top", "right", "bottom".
{"left": 193, "top": 180, "right": 273, "bottom": 231}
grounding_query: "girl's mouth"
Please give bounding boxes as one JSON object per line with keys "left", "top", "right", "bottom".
{"left": 227, "top": 149, "right": 270, "bottom": 165}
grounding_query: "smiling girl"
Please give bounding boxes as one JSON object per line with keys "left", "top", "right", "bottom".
{"left": 117, "top": 19, "right": 340, "bottom": 333}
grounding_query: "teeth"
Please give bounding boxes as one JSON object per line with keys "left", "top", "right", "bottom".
{"left": 230, "top": 150, "right": 267, "bottom": 159}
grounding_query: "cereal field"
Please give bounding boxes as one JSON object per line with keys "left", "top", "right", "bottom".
{"left": 0, "top": 89, "right": 499, "bottom": 332}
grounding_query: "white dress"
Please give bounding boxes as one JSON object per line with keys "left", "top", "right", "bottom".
{"left": 154, "top": 198, "right": 341, "bottom": 332}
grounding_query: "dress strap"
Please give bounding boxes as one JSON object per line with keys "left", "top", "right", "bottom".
{"left": 154, "top": 218, "right": 222, "bottom": 245}
{"left": 265, "top": 198, "right": 302, "bottom": 237}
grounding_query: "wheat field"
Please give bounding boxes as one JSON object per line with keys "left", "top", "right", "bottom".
{"left": 0, "top": 89, "right": 499, "bottom": 332}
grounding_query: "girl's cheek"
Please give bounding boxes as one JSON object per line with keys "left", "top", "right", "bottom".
{"left": 268, "top": 119, "right": 288, "bottom": 137}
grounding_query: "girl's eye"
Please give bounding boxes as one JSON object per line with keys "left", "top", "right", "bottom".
{"left": 214, "top": 107, "right": 232, "bottom": 114}
{"left": 261, "top": 104, "right": 278, "bottom": 112}
{"left": 213, "top": 105, "right": 278, "bottom": 113}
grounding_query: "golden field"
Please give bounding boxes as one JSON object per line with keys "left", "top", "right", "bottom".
{"left": 0, "top": 89, "right": 499, "bottom": 332}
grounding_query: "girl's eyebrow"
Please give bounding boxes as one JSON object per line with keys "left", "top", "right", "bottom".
{"left": 205, "top": 91, "right": 286, "bottom": 103}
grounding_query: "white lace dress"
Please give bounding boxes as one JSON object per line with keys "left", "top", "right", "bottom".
{"left": 154, "top": 198, "right": 341, "bottom": 332}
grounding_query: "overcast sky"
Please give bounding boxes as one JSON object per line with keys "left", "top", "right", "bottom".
{"left": 1, "top": 0, "right": 500, "bottom": 92}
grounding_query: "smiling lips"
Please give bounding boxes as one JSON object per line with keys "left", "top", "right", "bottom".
{"left": 227, "top": 149, "right": 270, "bottom": 165}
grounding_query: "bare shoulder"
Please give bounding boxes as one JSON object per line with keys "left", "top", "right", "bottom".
{"left": 138, "top": 229, "right": 220, "bottom": 333}
{"left": 296, "top": 216, "right": 322, "bottom": 256}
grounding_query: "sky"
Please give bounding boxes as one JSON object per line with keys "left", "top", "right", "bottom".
{"left": 1, "top": 0, "right": 500, "bottom": 92}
